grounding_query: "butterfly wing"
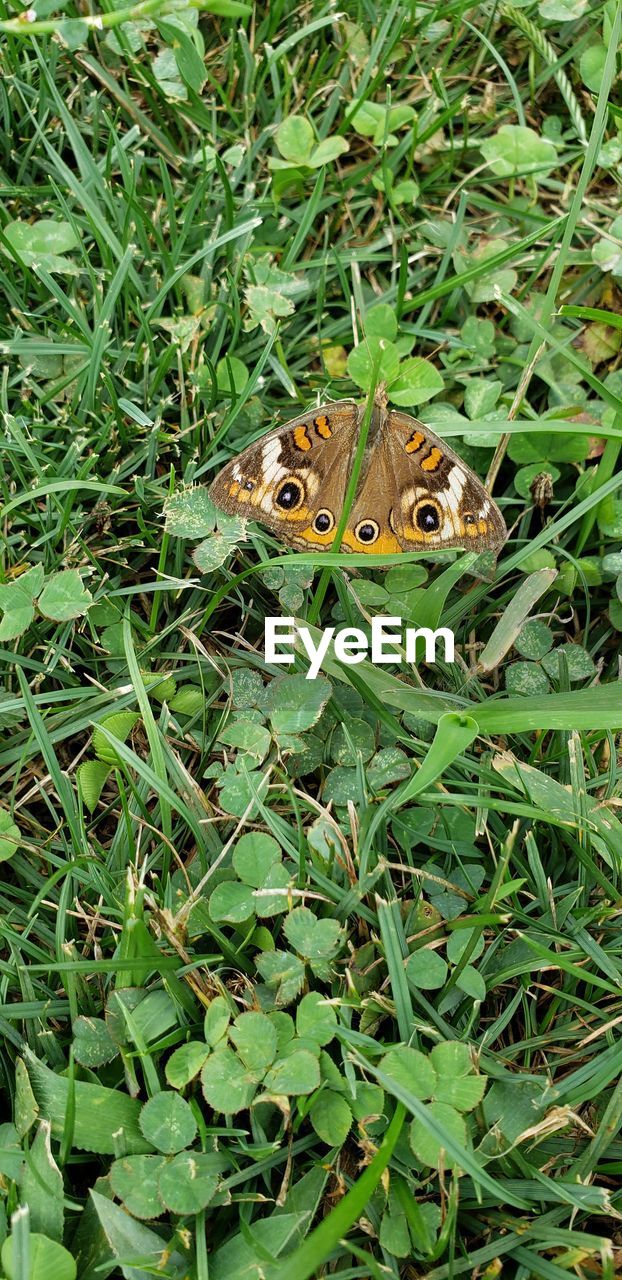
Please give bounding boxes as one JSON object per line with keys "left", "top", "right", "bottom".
{"left": 382, "top": 410, "right": 506, "bottom": 552}
{"left": 335, "top": 409, "right": 505, "bottom": 555}
{"left": 209, "top": 400, "right": 359, "bottom": 549}
{"left": 210, "top": 402, "right": 506, "bottom": 556}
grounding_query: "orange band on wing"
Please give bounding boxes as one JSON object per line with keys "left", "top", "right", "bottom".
{"left": 297, "top": 525, "right": 334, "bottom": 547}
{"left": 314, "top": 415, "right": 332, "bottom": 439}
{"left": 420, "top": 447, "right": 443, "bottom": 471}
{"left": 293, "top": 425, "right": 312, "bottom": 451}
{"left": 405, "top": 430, "right": 425, "bottom": 454}
{"left": 341, "top": 530, "right": 402, "bottom": 554}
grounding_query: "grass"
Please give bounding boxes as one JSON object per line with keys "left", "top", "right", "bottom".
{"left": 1, "top": 1, "right": 622, "bottom": 1277}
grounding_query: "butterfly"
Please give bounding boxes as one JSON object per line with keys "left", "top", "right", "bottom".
{"left": 209, "top": 397, "right": 506, "bottom": 555}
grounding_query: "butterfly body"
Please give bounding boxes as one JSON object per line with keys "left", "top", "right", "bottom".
{"left": 209, "top": 398, "right": 506, "bottom": 555}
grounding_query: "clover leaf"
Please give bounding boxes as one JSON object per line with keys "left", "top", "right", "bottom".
{"left": 350, "top": 99, "right": 416, "bottom": 147}
{"left": 0, "top": 565, "right": 44, "bottom": 642}
{"left": 592, "top": 215, "right": 622, "bottom": 278}
{"left": 283, "top": 907, "right": 343, "bottom": 979}
{"left": 209, "top": 832, "right": 290, "bottom": 924}
{"left": 347, "top": 309, "right": 444, "bottom": 406}
{"left": 255, "top": 949, "right": 306, "bottom": 1005}
{"left": 270, "top": 115, "right": 348, "bottom": 170}
{"left": 0, "top": 810, "right": 22, "bottom": 863}
{"left": 1, "top": 218, "right": 81, "bottom": 273}
{"left": 380, "top": 1040, "right": 487, "bottom": 1170}
{"left": 139, "top": 1092, "right": 197, "bottom": 1154}
{"left": 481, "top": 125, "right": 557, "bottom": 179}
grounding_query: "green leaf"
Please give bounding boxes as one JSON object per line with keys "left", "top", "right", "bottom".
{"left": 0, "top": 809, "right": 21, "bottom": 862}
{"left": 38, "top": 570, "right": 92, "bottom": 622}
{"left": 158, "top": 1151, "right": 223, "bottom": 1215}
{"left": 170, "top": 685, "right": 205, "bottom": 716}
{"left": 367, "top": 746, "right": 411, "bottom": 790}
{"left": 455, "top": 965, "right": 486, "bottom": 1001}
{"left": 350, "top": 99, "right": 415, "bottom": 145}
{"left": 430, "top": 1042, "right": 472, "bottom": 1078}
{"left": 2, "top": 1233, "right": 77, "bottom": 1280}
{"left": 218, "top": 718, "right": 271, "bottom": 763}
{"left": 92, "top": 711, "right": 140, "bottom": 765}
{"left": 165, "top": 487, "right": 224, "bottom": 537}
{"left": 108, "top": 989, "right": 178, "bottom": 1048}
{"left": 20, "top": 1122, "right": 64, "bottom": 1242}
{"left": 295, "top": 992, "right": 337, "bottom": 1046}
{"left": 255, "top": 949, "right": 306, "bottom": 1005}
{"left": 481, "top": 125, "right": 557, "bottom": 178}
{"left": 57, "top": 18, "right": 89, "bottom": 49}
{"left": 263, "top": 1049, "right": 320, "bottom": 1096}
{"left": 266, "top": 674, "right": 332, "bottom": 735}
{"left": 193, "top": 529, "right": 243, "bottom": 570}
{"left": 217, "top": 764, "right": 269, "bottom": 817}
{"left": 539, "top": 0, "right": 588, "bottom": 18}
{"left": 72, "top": 1017, "right": 118, "bottom": 1068}
{"left": 541, "top": 643, "right": 597, "bottom": 681}
{"left": 405, "top": 948, "right": 448, "bottom": 990}
{"left": 505, "top": 662, "right": 551, "bottom": 696}
{"left": 599, "top": 496, "right": 622, "bottom": 537}
{"left": 233, "top": 832, "right": 281, "bottom": 886}
{"left": 90, "top": 1188, "right": 187, "bottom": 1279}
{"left": 230, "top": 1011, "right": 278, "bottom": 1075}
{"left": 352, "top": 1081, "right": 384, "bottom": 1124}
{"left": 204, "top": 996, "right": 231, "bottom": 1047}
{"left": 347, "top": 336, "right": 400, "bottom": 391}
{"left": 244, "top": 283, "right": 295, "bottom": 335}
{"left": 165, "top": 1040, "right": 210, "bottom": 1089}
{"left": 211, "top": 1211, "right": 313, "bottom": 1280}
{"left": 365, "top": 303, "right": 398, "bottom": 341}
{"left": 15, "top": 1058, "right": 39, "bottom": 1138}
{"left": 201, "top": 1047, "right": 258, "bottom": 1112}
{"left": 580, "top": 42, "right": 608, "bottom": 92}
{"left": 1, "top": 218, "right": 81, "bottom": 273}
{"left": 171, "top": 27, "right": 207, "bottom": 93}
{"left": 464, "top": 378, "right": 503, "bottom": 418}
{"left": 393, "top": 177, "right": 420, "bottom": 204}
{"left": 76, "top": 760, "right": 111, "bottom": 813}
{"left": 22, "top": 1048, "right": 149, "bottom": 1155}
{"left": 308, "top": 136, "right": 349, "bottom": 167}
{"left": 459, "top": 238, "right": 518, "bottom": 302}
{"left": 283, "top": 908, "right": 343, "bottom": 963}
{"left": 259, "top": 864, "right": 292, "bottom": 918}
{"left": 380, "top": 1047, "right": 437, "bottom": 1100}
{"left": 139, "top": 1092, "right": 197, "bottom": 1154}
{"left": 0, "top": 572, "right": 40, "bottom": 640}
{"left": 409, "top": 1102, "right": 467, "bottom": 1170}
{"left": 209, "top": 880, "right": 255, "bottom": 923}
{"left": 309, "top": 1091, "right": 352, "bottom": 1145}
{"left": 514, "top": 619, "right": 554, "bottom": 659}
{"left": 388, "top": 356, "right": 444, "bottom": 407}
{"left": 379, "top": 1190, "right": 411, "bottom": 1258}
{"left": 275, "top": 116, "right": 315, "bottom": 164}
{"left": 201, "top": 0, "right": 251, "bottom": 12}
{"left": 330, "top": 718, "right": 375, "bottom": 765}
{"left": 446, "top": 930, "right": 485, "bottom": 965}
{"left": 216, "top": 355, "right": 249, "bottom": 394}
{"left": 0, "top": 1123, "right": 22, "bottom": 1183}
{"left": 434, "top": 1074, "right": 487, "bottom": 1112}
{"left": 592, "top": 216, "right": 622, "bottom": 278}
{"left": 110, "top": 1155, "right": 166, "bottom": 1219}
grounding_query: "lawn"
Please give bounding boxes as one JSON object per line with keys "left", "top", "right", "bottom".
{"left": 1, "top": 1, "right": 622, "bottom": 1277}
